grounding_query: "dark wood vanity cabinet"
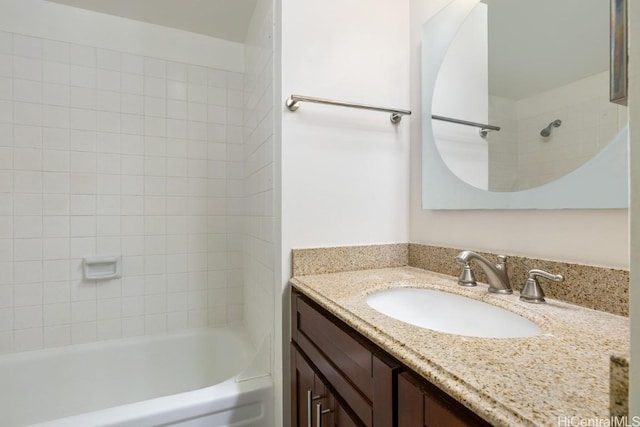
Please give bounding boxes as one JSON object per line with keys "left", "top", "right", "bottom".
{"left": 291, "top": 288, "right": 396, "bottom": 426}
{"left": 291, "top": 287, "right": 491, "bottom": 427}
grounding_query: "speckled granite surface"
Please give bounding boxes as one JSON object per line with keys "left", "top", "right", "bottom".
{"left": 291, "top": 244, "right": 408, "bottom": 276}
{"left": 610, "top": 355, "right": 630, "bottom": 418}
{"left": 292, "top": 244, "right": 629, "bottom": 316}
{"left": 409, "top": 244, "right": 629, "bottom": 316}
{"left": 290, "top": 267, "right": 630, "bottom": 427}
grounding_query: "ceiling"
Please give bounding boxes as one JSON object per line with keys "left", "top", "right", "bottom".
{"left": 481, "top": 0, "right": 609, "bottom": 100}
{"left": 46, "top": 0, "right": 258, "bottom": 43}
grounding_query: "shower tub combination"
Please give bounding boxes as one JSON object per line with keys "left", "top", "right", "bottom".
{"left": 0, "top": 326, "right": 273, "bottom": 427}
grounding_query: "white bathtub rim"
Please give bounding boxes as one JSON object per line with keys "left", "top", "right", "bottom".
{"left": 26, "top": 326, "right": 273, "bottom": 427}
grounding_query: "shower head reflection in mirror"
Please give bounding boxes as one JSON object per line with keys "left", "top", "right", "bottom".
{"left": 421, "top": 0, "right": 628, "bottom": 209}
{"left": 540, "top": 120, "right": 562, "bottom": 138}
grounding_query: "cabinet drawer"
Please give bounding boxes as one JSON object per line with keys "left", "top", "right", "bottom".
{"left": 294, "top": 292, "right": 374, "bottom": 397}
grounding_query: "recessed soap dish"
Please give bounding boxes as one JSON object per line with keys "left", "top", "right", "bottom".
{"left": 83, "top": 256, "right": 121, "bottom": 280}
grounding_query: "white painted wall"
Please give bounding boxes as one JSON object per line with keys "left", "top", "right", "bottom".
{"left": 410, "top": 0, "right": 629, "bottom": 269}
{"left": 281, "top": 0, "right": 410, "bottom": 259}
{"left": 629, "top": 0, "right": 639, "bottom": 417}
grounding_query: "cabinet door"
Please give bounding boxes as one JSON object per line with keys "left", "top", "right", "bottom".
{"left": 292, "top": 344, "right": 362, "bottom": 427}
{"left": 398, "top": 372, "right": 425, "bottom": 427}
{"left": 398, "top": 372, "right": 490, "bottom": 427}
{"left": 292, "top": 344, "right": 320, "bottom": 427}
{"left": 317, "top": 392, "right": 360, "bottom": 427}
{"left": 332, "top": 400, "right": 359, "bottom": 427}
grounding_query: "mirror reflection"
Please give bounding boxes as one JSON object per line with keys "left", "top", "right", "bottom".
{"left": 431, "top": 0, "right": 628, "bottom": 192}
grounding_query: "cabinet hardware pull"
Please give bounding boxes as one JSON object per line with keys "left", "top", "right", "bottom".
{"left": 316, "top": 402, "right": 333, "bottom": 427}
{"left": 306, "top": 390, "right": 322, "bottom": 427}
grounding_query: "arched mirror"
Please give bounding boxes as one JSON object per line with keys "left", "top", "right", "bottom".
{"left": 421, "top": 0, "right": 628, "bottom": 209}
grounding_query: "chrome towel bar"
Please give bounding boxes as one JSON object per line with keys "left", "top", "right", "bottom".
{"left": 431, "top": 114, "right": 500, "bottom": 138}
{"left": 285, "top": 94, "right": 411, "bottom": 124}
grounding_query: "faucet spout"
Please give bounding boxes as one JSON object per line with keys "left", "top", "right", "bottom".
{"left": 455, "top": 251, "right": 512, "bottom": 294}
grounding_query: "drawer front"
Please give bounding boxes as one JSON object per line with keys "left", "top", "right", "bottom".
{"left": 295, "top": 293, "right": 374, "bottom": 398}
{"left": 294, "top": 294, "right": 373, "bottom": 425}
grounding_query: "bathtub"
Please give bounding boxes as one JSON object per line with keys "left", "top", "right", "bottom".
{"left": 0, "top": 326, "right": 273, "bottom": 427}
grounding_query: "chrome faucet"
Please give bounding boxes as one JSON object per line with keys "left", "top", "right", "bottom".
{"left": 455, "top": 251, "right": 512, "bottom": 294}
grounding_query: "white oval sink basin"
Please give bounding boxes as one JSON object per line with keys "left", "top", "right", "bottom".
{"left": 366, "top": 288, "right": 542, "bottom": 338}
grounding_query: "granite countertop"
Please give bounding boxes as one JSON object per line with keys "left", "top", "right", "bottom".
{"left": 290, "top": 266, "right": 630, "bottom": 427}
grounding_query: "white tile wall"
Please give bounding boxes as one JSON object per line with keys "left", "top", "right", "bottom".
{"left": 243, "top": 0, "right": 276, "bottom": 348}
{"left": 488, "top": 72, "right": 628, "bottom": 192}
{"left": 0, "top": 30, "right": 245, "bottom": 354}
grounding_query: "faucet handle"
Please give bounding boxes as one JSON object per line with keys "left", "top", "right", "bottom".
{"left": 457, "top": 263, "right": 477, "bottom": 287}
{"left": 519, "top": 269, "right": 564, "bottom": 304}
